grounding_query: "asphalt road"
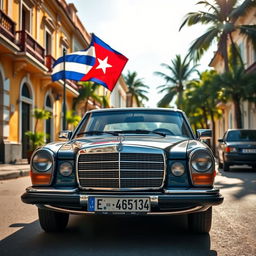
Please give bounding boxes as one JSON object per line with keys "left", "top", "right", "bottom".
{"left": 0, "top": 167, "right": 255, "bottom": 256}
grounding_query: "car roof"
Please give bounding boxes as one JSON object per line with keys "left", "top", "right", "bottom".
{"left": 227, "top": 129, "right": 256, "bottom": 132}
{"left": 86, "top": 107, "right": 184, "bottom": 114}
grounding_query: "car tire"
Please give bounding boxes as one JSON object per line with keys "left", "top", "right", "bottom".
{"left": 38, "top": 208, "right": 69, "bottom": 232}
{"left": 188, "top": 207, "right": 212, "bottom": 233}
{"left": 223, "top": 162, "right": 229, "bottom": 172}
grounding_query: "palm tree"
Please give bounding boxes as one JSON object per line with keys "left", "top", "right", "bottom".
{"left": 184, "top": 70, "right": 223, "bottom": 153}
{"left": 214, "top": 60, "right": 256, "bottom": 128}
{"left": 154, "top": 54, "right": 198, "bottom": 109}
{"left": 179, "top": 0, "right": 256, "bottom": 72}
{"left": 123, "top": 71, "right": 149, "bottom": 107}
{"left": 73, "top": 81, "right": 102, "bottom": 113}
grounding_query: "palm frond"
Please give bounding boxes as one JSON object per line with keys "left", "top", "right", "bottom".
{"left": 189, "top": 26, "right": 219, "bottom": 60}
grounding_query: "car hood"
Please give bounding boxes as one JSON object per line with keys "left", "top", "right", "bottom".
{"left": 44, "top": 135, "right": 207, "bottom": 160}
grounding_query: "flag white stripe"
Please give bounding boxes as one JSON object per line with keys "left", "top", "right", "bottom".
{"left": 66, "top": 46, "right": 95, "bottom": 57}
{"left": 52, "top": 62, "right": 93, "bottom": 75}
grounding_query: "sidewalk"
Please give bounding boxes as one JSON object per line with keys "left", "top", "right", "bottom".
{"left": 0, "top": 164, "right": 30, "bottom": 180}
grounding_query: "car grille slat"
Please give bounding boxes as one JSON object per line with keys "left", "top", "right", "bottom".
{"left": 77, "top": 149, "right": 165, "bottom": 190}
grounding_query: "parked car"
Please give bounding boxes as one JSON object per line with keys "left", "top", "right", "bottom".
{"left": 218, "top": 129, "right": 256, "bottom": 171}
{"left": 21, "top": 108, "right": 223, "bottom": 233}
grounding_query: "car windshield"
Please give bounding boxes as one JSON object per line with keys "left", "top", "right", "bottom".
{"left": 75, "top": 110, "right": 193, "bottom": 138}
{"left": 226, "top": 130, "right": 256, "bottom": 142}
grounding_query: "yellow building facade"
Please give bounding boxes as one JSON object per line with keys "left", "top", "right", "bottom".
{"left": 209, "top": 6, "right": 256, "bottom": 146}
{"left": 0, "top": 0, "right": 96, "bottom": 163}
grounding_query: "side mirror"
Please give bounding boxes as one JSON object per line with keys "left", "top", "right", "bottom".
{"left": 197, "top": 129, "right": 212, "bottom": 140}
{"left": 218, "top": 138, "right": 224, "bottom": 143}
{"left": 58, "top": 130, "right": 72, "bottom": 140}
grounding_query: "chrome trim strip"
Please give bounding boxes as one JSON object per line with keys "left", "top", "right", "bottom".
{"left": 79, "top": 161, "right": 164, "bottom": 164}
{"left": 148, "top": 206, "right": 204, "bottom": 215}
{"left": 41, "top": 205, "right": 203, "bottom": 215}
{"left": 164, "top": 188, "right": 220, "bottom": 194}
{"left": 78, "top": 169, "right": 119, "bottom": 172}
{"left": 78, "top": 169, "right": 164, "bottom": 172}
{"left": 79, "top": 177, "right": 163, "bottom": 180}
{"left": 26, "top": 187, "right": 78, "bottom": 193}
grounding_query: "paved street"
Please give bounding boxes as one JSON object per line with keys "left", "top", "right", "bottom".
{"left": 0, "top": 168, "right": 255, "bottom": 256}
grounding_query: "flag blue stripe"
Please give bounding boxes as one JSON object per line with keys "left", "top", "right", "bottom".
{"left": 52, "top": 70, "right": 85, "bottom": 81}
{"left": 92, "top": 34, "right": 123, "bottom": 55}
{"left": 89, "top": 78, "right": 108, "bottom": 89}
{"left": 53, "top": 55, "right": 95, "bottom": 67}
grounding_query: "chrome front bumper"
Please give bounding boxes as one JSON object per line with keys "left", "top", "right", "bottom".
{"left": 21, "top": 187, "right": 223, "bottom": 215}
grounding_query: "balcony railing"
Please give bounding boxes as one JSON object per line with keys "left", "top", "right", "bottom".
{"left": 16, "top": 30, "right": 45, "bottom": 64}
{"left": 0, "top": 9, "right": 16, "bottom": 43}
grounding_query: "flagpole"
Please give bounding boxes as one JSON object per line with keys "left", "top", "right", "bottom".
{"left": 63, "top": 48, "right": 67, "bottom": 130}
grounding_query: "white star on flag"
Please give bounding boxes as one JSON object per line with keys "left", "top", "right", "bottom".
{"left": 96, "top": 56, "right": 112, "bottom": 74}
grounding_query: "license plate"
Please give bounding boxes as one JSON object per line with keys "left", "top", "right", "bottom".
{"left": 88, "top": 197, "right": 150, "bottom": 213}
{"left": 242, "top": 149, "right": 256, "bottom": 153}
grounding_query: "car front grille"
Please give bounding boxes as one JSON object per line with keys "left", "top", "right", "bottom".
{"left": 77, "top": 148, "right": 165, "bottom": 190}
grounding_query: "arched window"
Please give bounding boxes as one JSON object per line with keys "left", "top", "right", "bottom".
{"left": 20, "top": 81, "right": 33, "bottom": 158}
{"left": 22, "top": 83, "right": 31, "bottom": 98}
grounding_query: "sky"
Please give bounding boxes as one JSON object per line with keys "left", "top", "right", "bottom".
{"left": 66, "top": 0, "right": 216, "bottom": 107}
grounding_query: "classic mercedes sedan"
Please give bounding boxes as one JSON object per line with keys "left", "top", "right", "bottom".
{"left": 21, "top": 108, "right": 223, "bottom": 233}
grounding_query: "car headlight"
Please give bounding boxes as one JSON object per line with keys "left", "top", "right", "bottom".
{"left": 59, "top": 162, "right": 73, "bottom": 176}
{"left": 32, "top": 150, "right": 53, "bottom": 172}
{"left": 171, "top": 162, "right": 185, "bottom": 176}
{"left": 190, "top": 149, "right": 213, "bottom": 172}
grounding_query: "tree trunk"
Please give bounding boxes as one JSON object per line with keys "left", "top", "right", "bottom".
{"left": 233, "top": 96, "right": 242, "bottom": 128}
{"left": 210, "top": 110, "right": 216, "bottom": 156}
{"left": 202, "top": 107, "right": 209, "bottom": 129}
{"left": 177, "top": 83, "right": 183, "bottom": 109}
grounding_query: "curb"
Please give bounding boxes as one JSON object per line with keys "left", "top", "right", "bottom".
{"left": 0, "top": 169, "right": 30, "bottom": 181}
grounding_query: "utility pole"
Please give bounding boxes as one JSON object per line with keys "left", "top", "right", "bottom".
{"left": 63, "top": 48, "right": 67, "bottom": 130}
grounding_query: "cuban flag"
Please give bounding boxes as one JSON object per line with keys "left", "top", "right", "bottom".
{"left": 51, "top": 34, "right": 128, "bottom": 91}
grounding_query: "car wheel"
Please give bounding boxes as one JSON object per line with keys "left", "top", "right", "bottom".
{"left": 223, "top": 162, "right": 229, "bottom": 172}
{"left": 188, "top": 207, "right": 212, "bottom": 233}
{"left": 38, "top": 208, "right": 69, "bottom": 232}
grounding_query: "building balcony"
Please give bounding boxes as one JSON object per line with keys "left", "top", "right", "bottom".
{"left": 0, "top": 9, "right": 16, "bottom": 43}
{"left": 16, "top": 30, "right": 45, "bottom": 64}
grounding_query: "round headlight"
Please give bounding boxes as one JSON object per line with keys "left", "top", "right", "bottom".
{"left": 191, "top": 150, "right": 213, "bottom": 172}
{"left": 59, "top": 162, "right": 73, "bottom": 176}
{"left": 32, "top": 150, "right": 53, "bottom": 172}
{"left": 171, "top": 162, "right": 185, "bottom": 176}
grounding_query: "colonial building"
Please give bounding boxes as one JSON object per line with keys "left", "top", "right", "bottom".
{"left": 209, "top": 6, "right": 256, "bottom": 145}
{"left": 0, "top": 0, "right": 127, "bottom": 163}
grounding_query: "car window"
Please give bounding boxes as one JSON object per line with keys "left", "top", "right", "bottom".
{"left": 76, "top": 110, "right": 193, "bottom": 138}
{"left": 226, "top": 130, "right": 256, "bottom": 142}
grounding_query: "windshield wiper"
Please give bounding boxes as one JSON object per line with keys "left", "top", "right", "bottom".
{"left": 116, "top": 129, "right": 166, "bottom": 137}
{"left": 76, "top": 131, "right": 120, "bottom": 137}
